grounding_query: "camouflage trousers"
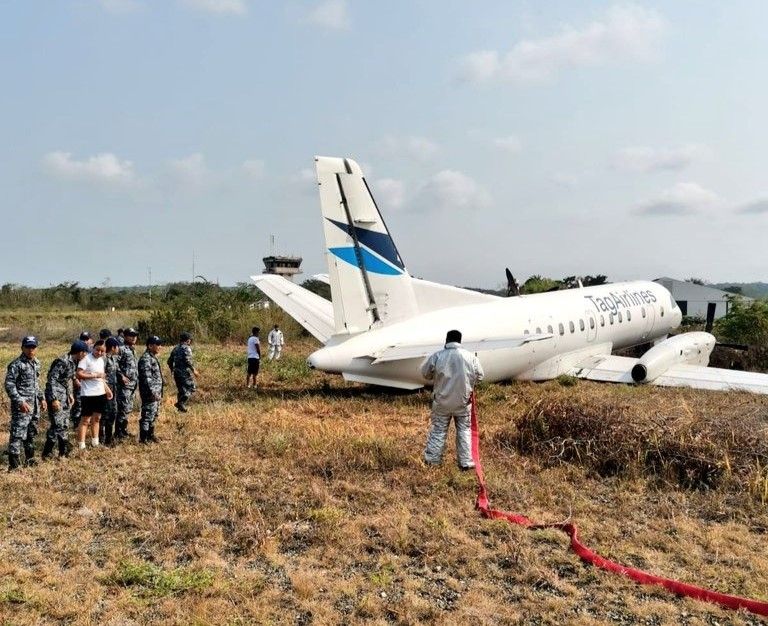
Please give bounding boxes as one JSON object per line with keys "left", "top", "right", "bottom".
{"left": 139, "top": 400, "right": 160, "bottom": 432}
{"left": 70, "top": 395, "right": 81, "bottom": 428}
{"left": 423, "top": 408, "right": 474, "bottom": 468}
{"left": 46, "top": 406, "right": 70, "bottom": 444}
{"left": 102, "top": 391, "right": 118, "bottom": 428}
{"left": 173, "top": 372, "right": 196, "bottom": 408}
{"left": 116, "top": 384, "right": 136, "bottom": 429}
{"left": 8, "top": 411, "right": 39, "bottom": 457}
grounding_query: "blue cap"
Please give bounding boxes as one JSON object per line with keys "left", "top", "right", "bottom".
{"left": 105, "top": 337, "right": 120, "bottom": 349}
{"left": 21, "top": 336, "right": 38, "bottom": 348}
{"left": 147, "top": 335, "right": 162, "bottom": 346}
{"left": 70, "top": 340, "right": 89, "bottom": 354}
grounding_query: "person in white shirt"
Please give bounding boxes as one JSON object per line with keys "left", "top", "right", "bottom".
{"left": 75, "top": 340, "right": 113, "bottom": 450}
{"left": 246, "top": 327, "right": 261, "bottom": 389}
{"left": 267, "top": 324, "right": 284, "bottom": 361}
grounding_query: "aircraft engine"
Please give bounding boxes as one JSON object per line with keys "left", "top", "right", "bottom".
{"left": 631, "top": 332, "right": 716, "bottom": 383}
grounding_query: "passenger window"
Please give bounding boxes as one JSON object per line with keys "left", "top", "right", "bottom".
{"left": 536, "top": 327, "right": 542, "bottom": 334}
{"left": 642, "top": 307, "right": 646, "bottom": 318}
{"left": 618, "top": 312, "right": 622, "bottom": 323}
{"left": 579, "top": 319, "right": 585, "bottom": 331}
{"left": 569, "top": 321, "right": 575, "bottom": 333}
{"left": 589, "top": 317, "right": 595, "bottom": 329}
{"left": 600, "top": 315, "right": 605, "bottom": 327}
{"left": 660, "top": 307, "right": 664, "bottom": 317}
{"left": 524, "top": 329, "right": 530, "bottom": 335}
{"left": 547, "top": 325, "right": 553, "bottom": 334}
{"left": 558, "top": 323, "right": 564, "bottom": 336}
{"left": 627, "top": 310, "right": 632, "bottom": 322}
{"left": 609, "top": 314, "right": 614, "bottom": 325}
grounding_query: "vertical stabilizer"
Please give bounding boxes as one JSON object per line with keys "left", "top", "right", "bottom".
{"left": 315, "top": 156, "right": 418, "bottom": 334}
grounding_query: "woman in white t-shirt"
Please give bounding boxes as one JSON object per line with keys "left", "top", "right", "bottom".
{"left": 76, "top": 340, "right": 113, "bottom": 449}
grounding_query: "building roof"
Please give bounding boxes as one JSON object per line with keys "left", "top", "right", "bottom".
{"left": 654, "top": 277, "right": 751, "bottom": 302}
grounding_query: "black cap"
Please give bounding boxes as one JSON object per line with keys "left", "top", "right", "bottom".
{"left": 124, "top": 327, "right": 138, "bottom": 336}
{"left": 105, "top": 337, "right": 120, "bottom": 349}
{"left": 147, "top": 335, "right": 162, "bottom": 346}
{"left": 180, "top": 331, "right": 192, "bottom": 342}
{"left": 21, "top": 336, "right": 38, "bottom": 348}
{"left": 70, "top": 340, "right": 89, "bottom": 354}
{"left": 99, "top": 328, "right": 112, "bottom": 339}
{"left": 79, "top": 331, "right": 91, "bottom": 341}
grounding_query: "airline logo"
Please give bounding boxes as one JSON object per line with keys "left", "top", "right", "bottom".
{"left": 326, "top": 218, "right": 405, "bottom": 276}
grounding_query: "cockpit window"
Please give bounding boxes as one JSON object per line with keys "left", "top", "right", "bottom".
{"left": 670, "top": 294, "right": 678, "bottom": 310}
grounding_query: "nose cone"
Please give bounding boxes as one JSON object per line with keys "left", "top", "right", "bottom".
{"left": 307, "top": 347, "right": 339, "bottom": 373}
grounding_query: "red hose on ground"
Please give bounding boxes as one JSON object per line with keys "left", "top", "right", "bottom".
{"left": 469, "top": 394, "right": 768, "bottom": 618}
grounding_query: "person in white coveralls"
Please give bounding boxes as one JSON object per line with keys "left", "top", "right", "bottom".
{"left": 421, "top": 329, "right": 484, "bottom": 470}
{"left": 267, "top": 324, "right": 284, "bottom": 361}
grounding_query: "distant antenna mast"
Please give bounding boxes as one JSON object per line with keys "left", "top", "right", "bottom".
{"left": 270, "top": 234, "right": 275, "bottom": 255}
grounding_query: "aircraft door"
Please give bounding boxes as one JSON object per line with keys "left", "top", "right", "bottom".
{"left": 585, "top": 310, "right": 597, "bottom": 342}
{"left": 642, "top": 301, "right": 656, "bottom": 340}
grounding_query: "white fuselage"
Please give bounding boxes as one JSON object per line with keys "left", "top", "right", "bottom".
{"left": 308, "top": 280, "right": 682, "bottom": 387}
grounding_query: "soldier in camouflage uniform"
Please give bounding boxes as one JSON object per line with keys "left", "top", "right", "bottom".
{"left": 99, "top": 337, "right": 121, "bottom": 446}
{"left": 138, "top": 335, "right": 164, "bottom": 443}
{"left": 42, "top": 340, "right": 88, "bottom": 460}
{"left": 115, "top": 327, "right": 139, "bottom": 440}
{"left": 167, "top": 332, "right": 199, "bottom": 412}
{"left": 4, "top": 336, "right": 47, "bottom": 470}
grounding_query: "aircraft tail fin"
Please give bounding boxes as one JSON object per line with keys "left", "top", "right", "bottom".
{"left": 315, "top": 156, "right": 418, "bottom": 334}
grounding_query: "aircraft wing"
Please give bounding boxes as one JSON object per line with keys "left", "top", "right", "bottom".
{"left": 368, "top": 334, "right": 553, "bottom": 365}
{"left": 570, "top": 355, "right": 768, "bottom": 394}
{"left": 250, "top": 274, "right": 334, "bottom": 343}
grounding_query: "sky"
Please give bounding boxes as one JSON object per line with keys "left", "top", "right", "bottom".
{"left": 1, "top": 0, "right": 767, "bottom": 288}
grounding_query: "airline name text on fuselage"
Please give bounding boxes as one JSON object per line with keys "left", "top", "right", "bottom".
{"left": 585, "top": 289, "right": 657, "bottom": 314}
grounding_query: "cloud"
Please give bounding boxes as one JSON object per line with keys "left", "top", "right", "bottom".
{"left": 417, "top": 170, "right": 491, "bottom": 211}
{"left": 373, "top": 178, "right": 405, "bottom": 210}
{"left": 736, "top": 199, "right": 768, "bottom": 215}
{"left": 613, "top": 144, "right": 711, "bottom": 173}
{"left": 458, "top": 4, "right": 666, "bottom": 84}
{"left": 242, "top": 159, "right": 265, "bottom": 179}
{"left": 634, "top": 182, "right": 721, "bottom": 217}
{"left": 167, "top": 153, "right": 214, "bottom": 190}
{"left": 43, "top": 151, "right": 135, "bottom": 185}
{"left": 492, "top": 135, "right": 523, "bottom": 154}
{"left": 552, "top": 172, "right": 580, "bottom": 187}
{"left": 97, "top": 0, "right": 140, "bottom": 12}
{"left": 377, "top": 135, "right": 439, "bottom": 161}
{"left": 306, "top": 0, "right": 350, "bottom": 30}
{"left": 179, "top": 0, "right": 247, "bottom": 15}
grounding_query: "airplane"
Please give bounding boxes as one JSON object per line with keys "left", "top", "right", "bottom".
{"left": 252, "top": 156, "right": 768, "bottom": 395}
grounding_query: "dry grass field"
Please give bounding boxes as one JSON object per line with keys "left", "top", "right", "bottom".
{"left": 1, "top": 336, "right": 767, "bottom": 625}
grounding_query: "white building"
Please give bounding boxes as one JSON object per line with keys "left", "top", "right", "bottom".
{"left": 653, "top": 277, "right": 748, "bottom": 320}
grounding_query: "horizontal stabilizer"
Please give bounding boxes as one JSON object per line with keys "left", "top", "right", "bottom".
{"left": 655, "top": 364, "right": 768, "bottom": 394}
{"left": 571, "top": 355, "right": 768, "bottom": 394}
{"left": 251, "top": 274, "right": 334, "bottom": 343}
{"left": 368, "top": 334, "right": 553, "bottom": 365}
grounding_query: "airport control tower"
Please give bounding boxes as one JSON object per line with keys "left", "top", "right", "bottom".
{"left": 262, "top": 255, "right": 303, "bottom": 281}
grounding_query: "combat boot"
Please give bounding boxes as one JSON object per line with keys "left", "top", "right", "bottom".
{"left": 114, "top": 420, "right": 127, "bottom": 441}
{"left": 103, "top": 422, "right": 114, "bottom": 447}
{"left": 174, "top": 402, "right": 188, "bottom": 413}
{"left": 58, "top": 439, "right": 72, "bottom": 458}
{"left": 148, "top": 425, "right": 159, "bottom": 443}
{"left": 139, "top": 428, "right": 149, "bottom": 444}
{"left": 24, "top": 445, "right": 36, "bottom": 467}
{"left": 8, "top": 454, "right": 21, "bottom": 471}
{"left": 42, "top": 439, "right": 55, "bottom": 460}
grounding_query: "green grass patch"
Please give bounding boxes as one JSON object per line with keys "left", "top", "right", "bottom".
{"left": 107, "top": 561, "right": 215, "bottom": 598}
